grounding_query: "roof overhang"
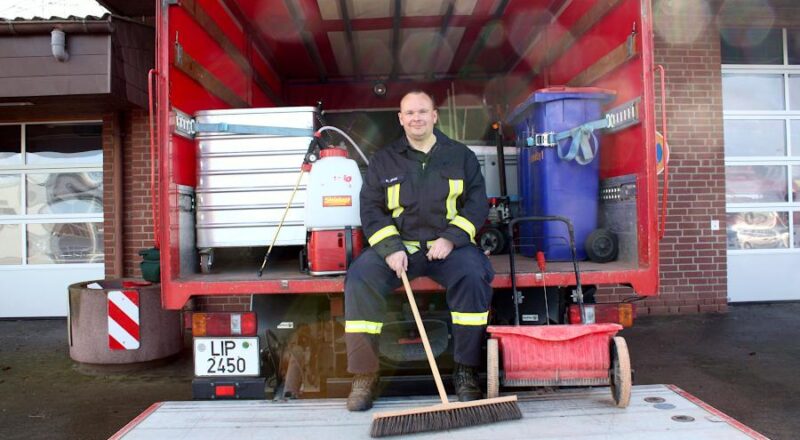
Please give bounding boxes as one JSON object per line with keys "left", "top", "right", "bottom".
{"left": 95, "top": 1, "right": 155, "bottom": 17}
{"left": 0, "top": 15, "right": 113, "bottom": 35}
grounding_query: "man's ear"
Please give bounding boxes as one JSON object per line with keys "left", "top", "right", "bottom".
{"left": 397, "top": 112, "right": 403, "bottom": 126}
{"left": 432, "top": 109, "right": 438, "bottom": 125}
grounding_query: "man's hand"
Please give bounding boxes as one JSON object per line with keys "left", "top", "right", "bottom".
{"left": 426, "top": 237, "right": 454, "bottom": 261}
{"left": 385, "top": 250, "right": 408, "bottom": 278}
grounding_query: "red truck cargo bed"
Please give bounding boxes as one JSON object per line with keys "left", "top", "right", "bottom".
{"left": 154, "top": 0, "right": 661, "bottom": 309}
{"left": 163, "top": 254, "right": 651, "bottom": 309}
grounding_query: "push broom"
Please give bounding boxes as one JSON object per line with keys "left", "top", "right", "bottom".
{"left": 370, "top": 272, "right": 522, "bottom": 437}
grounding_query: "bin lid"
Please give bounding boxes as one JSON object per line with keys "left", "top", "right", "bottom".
{"left": 506, "top": 86, "right": 616, "bottom": 126}
{"left": 138, "top": 247, "right": 160, "bottom": 260}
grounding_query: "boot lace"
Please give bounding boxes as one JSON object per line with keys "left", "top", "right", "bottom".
{"left": 352, "top": 374, "right": 376, "bottom": 391}
{"left": 453, "top": 365, "right": 478, "bottom": 389}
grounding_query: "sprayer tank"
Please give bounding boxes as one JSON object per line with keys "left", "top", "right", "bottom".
{"left": 304, "top": 149, "right": 363, "bottom": 229}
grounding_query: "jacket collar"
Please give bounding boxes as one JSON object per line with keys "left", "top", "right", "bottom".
{"left": 390, "top": 128, "right": 451, "bottom": 153}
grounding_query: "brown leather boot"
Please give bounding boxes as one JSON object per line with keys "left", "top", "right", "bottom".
{"left": 346, "top": 373, "right": 379, "bottom": 411}
{"left": 453, "top": 363, "right": 482, "bottom": 402}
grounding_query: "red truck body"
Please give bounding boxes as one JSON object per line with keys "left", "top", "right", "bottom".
{"left": 154, "top": 0, "right": 661, "bottom": 311}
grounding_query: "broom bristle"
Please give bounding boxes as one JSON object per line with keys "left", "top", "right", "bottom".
{"left": 370, "top": 399, "right": 522, "bottom": 438}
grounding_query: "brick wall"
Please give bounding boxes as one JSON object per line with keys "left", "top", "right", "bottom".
{"left": 102, "top": 110, "right": 159, "bottom": 279}
{"left": 638, "top": 3, "right": 728, "bottom": 314}
{"left": 121, "top": 110, "right": 159, "bottom": 277}
{"left": 195, "top": 296, "right": 251, "bottom": 312}
{"left": 101, "top": 115, "right": 118, "bottom": 277}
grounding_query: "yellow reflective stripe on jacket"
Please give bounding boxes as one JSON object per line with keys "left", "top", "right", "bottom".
{"left": 403, "top": 240, "right": 421, "bottom": 254}
{"left": 368, "top": 225, "right": 400, "bottom": 246}
{"left": 451, "top": 311, "right": 489, "bottom": 326}
{"left": 386, "top": 184, "right": 399, "bottom": 210}
{"left": 402, "top": 240, "right": 438, "bottom": 254}
{"left": 386, "top": 184, "right": 404, "bottom": 218}
{"left": 345, "top": 320, "right": 383, "bottom": 334}
{"left": 445, "top": 179, "right": 464, "bottom": 220}
{"left": 450, "top": 215, "right": 476, "bottom": 243}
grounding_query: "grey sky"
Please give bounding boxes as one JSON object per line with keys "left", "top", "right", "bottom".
{"left": 0, "top": 0, "right": 108, "bottom": 19}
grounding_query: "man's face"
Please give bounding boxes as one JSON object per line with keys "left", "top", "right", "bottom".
{"left": 398, "top": 93, "right": 438, "bottom": 142}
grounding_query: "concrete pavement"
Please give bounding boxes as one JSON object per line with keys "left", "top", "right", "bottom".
{"left": 0, "top": 303, "right": 798, "bottom": 439}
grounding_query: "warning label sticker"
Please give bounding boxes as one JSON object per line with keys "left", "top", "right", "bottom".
{"left": 323, "top": 195, "right": 352, "bottom": 207}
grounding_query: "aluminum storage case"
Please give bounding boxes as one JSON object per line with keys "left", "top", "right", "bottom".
{"left": 195, "top": 107, "right": 318, "bottom": 253}
{"left": 466, "top": 145, "right": 519, "bottom": 199}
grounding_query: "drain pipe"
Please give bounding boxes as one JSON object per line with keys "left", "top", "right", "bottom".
{"left": 51, "top": 28, "right": 69, "bottom": 62}
{"left": 113, "top": 112, "right": 125, "bottom": 277}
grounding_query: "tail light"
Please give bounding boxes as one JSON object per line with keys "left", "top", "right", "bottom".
{"left": 192, "top": 312, "right": 257, "bottom": 336}
{"left": 568, "top": 303, "right": 636, "bottom": 327}
{"left": 215, "top": 385, "right": 236, "bottom": 397}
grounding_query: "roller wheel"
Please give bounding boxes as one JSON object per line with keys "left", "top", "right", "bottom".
{"left": 298, "top": 247, "right": 309, "bottom": 273}
{"left": 479, "top": 227, "right": 506, "bottom": 255}
{"left": 585, "top": 228, "right": 618, "bottom": 263}
{"left": 487, "top": 338, "right": 500, "bottom": 398}
{"left": 610, "top": 336, "right": 632, "bottom": 408}
{"left": 200, "top": 251, "right": 214, "bottom": 274}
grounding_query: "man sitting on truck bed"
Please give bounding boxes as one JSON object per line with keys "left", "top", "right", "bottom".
{"left": 344, "top": 90, "right": 494, "bottom": 411}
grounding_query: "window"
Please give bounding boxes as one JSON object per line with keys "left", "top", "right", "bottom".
{"left": 0, "top": 174, "right": 21, "bottom": 215}
{"left": 789, "top": 75, "right": 800, "bottom": 110}
{"left": 27, "top": 172, "right": 103, "bottom": 215}
{"left": 787, "top": 29, "right": 800, "bottom": 65}
{"left": 722, "top": 28, "right": 800, "bottom": 253}
{"left": 723, "top": 120, "right": 785, "bottom": 156}
{"left": 0, "top": 122, "right": 103, "bottom": 266}
{"left": 721, "top": 28, "right": 783, "bottom": 65}
{"left": 0, "top": 125, "right": 22, "bottom": 165}
{"left": 726, "top": 211, "right": 790, "bottom": 250}
{"left": 725, "top": 165, "right": 787, "bottom": 203}
{"left": 721, "top": 74, "right": 784, "bottom": 110}
{"left": 25, "top": 123, "right": 102, "bottom": 165}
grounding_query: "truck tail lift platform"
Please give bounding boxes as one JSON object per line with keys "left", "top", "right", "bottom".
{"left": 111, "top": 385, "right": 768, "bottom": 440}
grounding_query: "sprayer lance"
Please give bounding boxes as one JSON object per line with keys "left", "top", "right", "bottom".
{"left": 257, "top": 133, "right": 325, "bottom": 277}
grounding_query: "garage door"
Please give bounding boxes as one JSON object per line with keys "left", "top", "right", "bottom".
{"left": 0, "top": 121, "right": 104, "bottom": 317}
{"left": 722, "top": 27, "right": 800, "bottom": 301}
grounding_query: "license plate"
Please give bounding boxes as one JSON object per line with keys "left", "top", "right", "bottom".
{"left": 193, "top": 337, "right": 260, "bottom": 377}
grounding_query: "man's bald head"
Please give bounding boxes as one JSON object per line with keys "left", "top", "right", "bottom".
{"left": 400, "top": 90, "right": 435, "bottom": 110}
{"left": 398, "top": 90, "right": 438, "bottom": 147}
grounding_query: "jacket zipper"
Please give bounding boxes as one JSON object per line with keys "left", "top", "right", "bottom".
{"left": 418, "top": 144, "right": 438, "bottom": 248}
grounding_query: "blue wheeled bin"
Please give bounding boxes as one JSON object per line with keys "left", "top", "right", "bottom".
{"left": 508, "top": 87, "right": 615, "bottom": 261}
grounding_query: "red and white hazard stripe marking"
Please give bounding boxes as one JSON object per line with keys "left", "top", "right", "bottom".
{"left": 108, "top": 290, "right": 140, "bottom": 350}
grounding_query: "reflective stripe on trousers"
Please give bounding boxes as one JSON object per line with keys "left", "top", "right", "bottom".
{"left": 344, "top": 245, "right": 494, "bottom": 373}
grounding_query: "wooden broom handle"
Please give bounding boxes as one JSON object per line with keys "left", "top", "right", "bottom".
{"left": 258, "top": 169, "right": 305, "bottom": 274}
{"left": 268, "top": 169, "right": 304, "bottom": 252}
{"left": 400, "top": 271, "right": 449, "bottom": 404}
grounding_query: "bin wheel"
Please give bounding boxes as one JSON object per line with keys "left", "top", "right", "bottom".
{"left": 479, "top": 227, "right": 506, "bottom": 255}
{"left": 487, "top": 338, "right": 500, "bottom": 398}
{"left": 298, "top": 247, "right": 309, "bottom": 273}
{"left": 200, "top": 251, "right": 214, "bottom": 274}
{"left": 610, "top": 336, "right": 632, "bottom": 408}
{"left": 585, "top": 228, "right": 618, "bottom": 263}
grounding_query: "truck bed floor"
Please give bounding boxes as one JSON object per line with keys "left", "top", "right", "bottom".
{"left": 179, "top": 254, "right": 636, "bottom": 283}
